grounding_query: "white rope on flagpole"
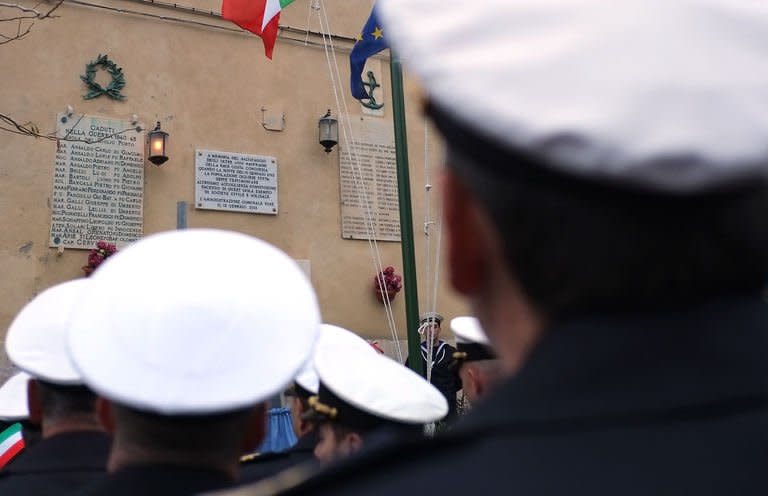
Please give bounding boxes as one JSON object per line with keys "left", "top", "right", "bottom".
{"left": 316, "top": 1, "right": 403, "bottom": 363}
{"left": 420, "top": 117, "right": 446, "bottom": 383}
{"left": 426, "top": 120, "right": 444, "bottom": 339}
{"left": 304, "top": 0, "right": 319, "bottom": 45}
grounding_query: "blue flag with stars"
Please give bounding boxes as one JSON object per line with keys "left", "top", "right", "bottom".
{"left": 350, "top": 6, "right": 388, "bottom": 100}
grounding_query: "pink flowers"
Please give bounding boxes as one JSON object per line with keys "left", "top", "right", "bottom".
{"left": 82, "top": 240, "right": 118, "bottom": 277}
{"left": 374, "top": 266, "right": 403, "bottom": 296}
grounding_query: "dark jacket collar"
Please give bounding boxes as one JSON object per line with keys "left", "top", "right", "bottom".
{"left": 5, "top": 430, "right": 110, "bottom": 474}
{"left": 81, "top": 464, "right": 233, "bottom": 495}
{"left": 291, "top": 429, "right": 319, "bottom": 453}
{"left": 460, "top": 294, "right": 768, "bottom": 431}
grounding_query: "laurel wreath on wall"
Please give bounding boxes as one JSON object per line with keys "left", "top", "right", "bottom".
{"left": 80, "top": 54, "right": 126, "bottom": 100}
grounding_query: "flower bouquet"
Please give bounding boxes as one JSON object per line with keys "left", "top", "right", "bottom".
{"left": 373, "top": 266, "right": 402, "bottom": 303}
{"left": 82, "top": 240, "right": 118, "bottom": 277}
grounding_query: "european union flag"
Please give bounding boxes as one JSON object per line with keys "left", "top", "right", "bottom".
{"left": 350, "top": 7, "right": 388, "bottom": 100}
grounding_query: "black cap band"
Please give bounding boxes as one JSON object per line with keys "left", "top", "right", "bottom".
{"left": 452, "top": 342, "right": 497, "bottom": 368}
{"left": 303, "top": 382, "right": 404, "bottom": 433}
{"left": 292, "top": 382, "right": 314, "bottom": 400}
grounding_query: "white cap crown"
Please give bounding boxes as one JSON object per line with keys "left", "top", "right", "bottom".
{"left": 6, "top": 279, "right": 90, "bottom": 384}
{"left": 68, "top": 229, "right": 321, "bottom": 415}
{"left": 377, "top": 0, "right": 768, "bottom": 191}
{"left": 450, "top": 316, "right": 490, "bottom": 345}
{"left": 314, "top": 325, "right": 448, "bottom": 424}
{"left": 0, "top": 372, "right": 31, "bottom": 421}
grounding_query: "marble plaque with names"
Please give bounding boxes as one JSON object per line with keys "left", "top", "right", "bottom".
{"left": 339, "top": 116, "right": 400, "bottom": 242}
{"left": 49, "top": 113, "right": 144, "bottom": 249}
{"left": 195, "top": 149, "right": 278, "bottom": 215}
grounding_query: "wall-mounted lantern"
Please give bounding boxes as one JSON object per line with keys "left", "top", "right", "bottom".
{"left": 318, "top": 110, "right": 338, "bottom": 153}
{"left": 147, "top": 121, "right": 169, "bottom": 165}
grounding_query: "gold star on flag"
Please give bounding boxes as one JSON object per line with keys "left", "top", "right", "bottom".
{"left": 355, "top": 32, "right": 363, "bottom": 42}
{"left": 372, "top": 26, "right": 384, "bottom": 39}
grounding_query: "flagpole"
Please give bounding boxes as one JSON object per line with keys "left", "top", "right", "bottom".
{"left": 389, "top": 52, "right": 423, "bottom": 377}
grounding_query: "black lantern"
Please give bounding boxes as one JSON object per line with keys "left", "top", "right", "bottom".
{"left": 318, "top": 110, "right": 338, "bottom": 153}
{"left": 147, "top": 121, "right": 169, "bottom": 165}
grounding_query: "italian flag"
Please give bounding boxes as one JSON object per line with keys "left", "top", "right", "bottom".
{"left": 0, "top": 423, "right": 24, "bottom": 469}
{"left": 221, "top": 0, "right": 296, "bottom": 59}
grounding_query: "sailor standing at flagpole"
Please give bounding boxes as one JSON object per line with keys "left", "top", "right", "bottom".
{"left": 405, "top": 313, "right": 461, "bottom": 421}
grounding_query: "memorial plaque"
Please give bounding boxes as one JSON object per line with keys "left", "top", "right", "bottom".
{"left": 49, "top": 113, "right": 144, "bottom": 249}
{"left": 339, "top": 116, "right": 400, "bottom": 241}
{"left": 195, "top": 149, "right": 278, "bottom": 215}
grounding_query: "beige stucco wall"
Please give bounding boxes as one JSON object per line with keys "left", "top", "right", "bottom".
{"left": 0, "top": 0, "right": 469, "bottom": 377}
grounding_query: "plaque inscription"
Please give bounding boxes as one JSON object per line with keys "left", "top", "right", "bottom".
{"left": 195, "top": 149, "right": 278, "bottom": 215}
{"left": 49, "top": 113, "right": 144, "bottom": 249}
{"left": 339, "top": 116, "right": 400, "bottom": 241}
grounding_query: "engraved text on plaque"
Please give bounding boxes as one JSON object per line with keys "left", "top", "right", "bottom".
{"left": 339, "top": 116, "right": 400, "bottom": 241}
{"left": 49, "top": 113, "right": 144, "bottom": 249}
{"left": 195, "top": 149, "right": 278, "bottom": 215}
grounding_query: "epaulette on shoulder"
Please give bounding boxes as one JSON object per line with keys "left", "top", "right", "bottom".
{"left": 240, "top": 452, "right": 260, "bottom": 463}
{"left": 240, "top": 450, "right": 289, "bottom": 465}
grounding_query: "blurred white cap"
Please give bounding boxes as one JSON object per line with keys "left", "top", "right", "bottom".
{"left": 68, "top": 229, "right": 321, "bottom": 415}
{"left": 313, "top": 324, "right": 448, "bottom": 424}
{"left": 450, "top": 316, "right": 490, "bottom": 346}
{"left": 377, "top": 0, "right": 768, "bottom": 192}
{"left": 0, "top": 372, "right": 30, "bottom": 421}
{"left": 6, "top": 279, "right": 90, "bottom": 385}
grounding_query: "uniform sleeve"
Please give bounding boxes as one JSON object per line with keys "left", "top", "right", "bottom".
{"left": 447, "top": 344, "right": 462, "bottom": 390}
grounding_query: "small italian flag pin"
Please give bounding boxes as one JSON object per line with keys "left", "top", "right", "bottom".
{"left": 0, "top": 423, "right": 25, "bottom": 469}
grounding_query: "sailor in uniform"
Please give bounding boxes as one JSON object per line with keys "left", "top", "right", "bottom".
{"left": 405, "top": 312, "right": 461, "bottom": 420}
{"left": 215, "top": 324, "right": 446, "bottom": 496}
{"left": 449, "top": 316, "right": 502, "bottom": 406}
{"left": 215, "top": 0, "right": 768, "bottom": 494}
{"left": 0, "top": 280, "right": 111, "bottom": 495}
{"left": 305, "top": 323, "right": 447, "bottom": 464}
{"left": 66, "top": 229, "right": 320, "bottom": 495}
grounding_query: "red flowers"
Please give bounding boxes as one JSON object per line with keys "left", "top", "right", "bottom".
{"left": 373, "top": 266, "right": 402, "bottom": 302}
{"left": 82, "top": 240, "right": 118, "bottom": 277}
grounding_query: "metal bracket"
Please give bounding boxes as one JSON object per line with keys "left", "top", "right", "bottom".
{"left": 261, "top": 107, "right": 285, "bottom": 131}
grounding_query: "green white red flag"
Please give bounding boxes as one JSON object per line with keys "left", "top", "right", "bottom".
{"left": 221, "top": 0, "right": 296, "bottom": 59}
{"left": 0, "top": 423, "right": 24, "bottom": 469}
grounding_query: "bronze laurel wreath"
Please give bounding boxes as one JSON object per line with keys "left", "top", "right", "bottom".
{"left": 80, "top": 54, "right": 126, "bottom": 101}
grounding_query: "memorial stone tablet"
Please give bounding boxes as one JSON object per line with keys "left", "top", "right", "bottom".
{"left": 339, "top": 116, "right": 400, "bottom": 241}
{"left": 49, "top": 113, "right": 144, "bottom": 249}
{"left": 195, "top": 149, "right": 278, "bottom": 215}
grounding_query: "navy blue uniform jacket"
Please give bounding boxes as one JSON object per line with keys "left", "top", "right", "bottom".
{"left": 269, "top": 294, "right": 768, "bottom": 495}
{"left": 0, "top": 430, "right": 110, "bottom": 495}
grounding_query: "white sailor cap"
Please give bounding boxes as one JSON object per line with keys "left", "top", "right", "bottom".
{"left": 306, "top": 324, "right": 448, "bottom": 428}
{"left": 450, "top": 316, "right": 496, "bottom": 364}
{"left": 376, "top": 0, "right": 768, "bottom": 192}
{"left": 419, "top": 312, "right": 443, "bottom": 325}
{"left": 6, "top": 279, "right": 90, "bottom": 385}
{"left": 67, "top": 229, "right": 321, "bottom": 415}
{"left": 450, "top": 317, "right": 490, "bottom": 346}
{"left": 293, "top": 361, "right": 319, "bottom": 398}
{"left": 293, "top": 323, "right": 372, "bottom": 397}
{"left": 0, "top": 372, "right": 30, "bottom": 421}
